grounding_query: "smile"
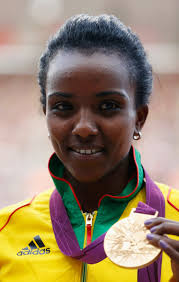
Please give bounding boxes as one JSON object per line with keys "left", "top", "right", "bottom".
{"left": 71, "top": 148, "right": 103, "bottom": 155}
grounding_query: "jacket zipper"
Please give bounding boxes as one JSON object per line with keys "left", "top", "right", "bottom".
{"left": 81, "top": 212, "right": 94, "bottom": 282}
{"left": 85, "top": 212, "right": 94, "bottom": 246}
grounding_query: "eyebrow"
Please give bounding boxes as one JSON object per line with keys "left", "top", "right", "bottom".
{"left": 96, "top": 90, "right": 129, "bottom": 100}
{"left": 48, "top": 92, "right": 73, "bottom": 98}
{"left": 48, "top": 90, "right": 129, "bottom": 100}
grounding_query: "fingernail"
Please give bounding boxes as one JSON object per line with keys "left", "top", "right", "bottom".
{"left": 159, "top": 240, "right": 168, "bottom": 249}
{"left": 150, "top": 226, "right": 157, "bottom": 233}
{"left": 144, "top": 219, "right": 154, "bottom": 225}
{"left": 146, "top": 233, "right": 154, "bottom": 240}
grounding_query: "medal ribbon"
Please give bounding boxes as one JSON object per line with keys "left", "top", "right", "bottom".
{"left": 50, "top": 168, "right": 165, "bottom": 281}
{"left": 137, "top": 169, "right": 165, "bottom": 282}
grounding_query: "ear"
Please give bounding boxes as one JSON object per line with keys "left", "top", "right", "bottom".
{"left": 135, "top": 105, "right": 148, "bottom": 132}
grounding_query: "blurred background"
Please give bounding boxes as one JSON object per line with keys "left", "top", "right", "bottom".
{"left": 0, "top": 0, "right": 178, "bottom": 208}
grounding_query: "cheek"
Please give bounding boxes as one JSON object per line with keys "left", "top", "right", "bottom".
{"left": 47, "top": 116, "right": 66, "bottom": 133}
{"left": 46, "top": 116, "right": 69, "bottom": 150}
{"left": 103, "top": 116, "right": 135, "bottom": 146}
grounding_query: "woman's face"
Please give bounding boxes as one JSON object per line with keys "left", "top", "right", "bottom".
{"left": 46, "top": 50, "right": 147, "bottom": 182}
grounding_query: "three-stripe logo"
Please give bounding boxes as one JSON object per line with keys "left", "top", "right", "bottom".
{"left": 17, "top": 235, "right": 50, "bottom": 256}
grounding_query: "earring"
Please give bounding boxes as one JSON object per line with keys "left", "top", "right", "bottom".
{"left": 48, "top": 132, "right": 50, "bottom": 138}
{"left": 133, "top": 131, "right": 142, "bottom": 140}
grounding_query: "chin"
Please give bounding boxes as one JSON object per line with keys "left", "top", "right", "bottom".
{"left": 70, "top": 170, "right": 104, "bottom": 183}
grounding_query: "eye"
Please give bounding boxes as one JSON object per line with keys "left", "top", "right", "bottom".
{"left": 54, "top": 102, "right": 73, "bottom": 111}
{"left": 99, "top": 101, "right": 120, "bottom": 111}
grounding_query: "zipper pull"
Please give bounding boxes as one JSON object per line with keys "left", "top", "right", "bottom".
{"left": 86, "top": 213, "right": 93, "bottom": 246}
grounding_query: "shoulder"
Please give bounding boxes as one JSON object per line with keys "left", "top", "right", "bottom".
{"left": 156, "top": 182, "right": 179, "bottom": 209}
{"left": 0, "top": 189, "right": 53, "bottom": 232}
{"left": 155, "top": 183, "right": 179, "bottom": 281}
{"left": 156, "top": 182, "right": 179, "bottom": 218}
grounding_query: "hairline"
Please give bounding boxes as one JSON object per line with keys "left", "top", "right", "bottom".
{"left": 46, "top": 46, "right": 138, "bottom": 107}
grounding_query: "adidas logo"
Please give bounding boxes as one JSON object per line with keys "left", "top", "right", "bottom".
{"left": 17, "top": 235, "right": 50, "bottom": 256}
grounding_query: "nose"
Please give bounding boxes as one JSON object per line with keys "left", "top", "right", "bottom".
{"left": 72, "top": 109, "right": 98, "bottom": 138}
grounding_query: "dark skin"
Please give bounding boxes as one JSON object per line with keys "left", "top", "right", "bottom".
{"left": 45, "top": 50, "right": 147, "bottom": 211}
{"left": 45, "top": 50, "right": 179, "bottom": 280}
{"left": 145, "top": 218, "right": 179, "bottom": 281}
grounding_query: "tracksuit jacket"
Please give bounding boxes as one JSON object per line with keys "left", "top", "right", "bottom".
{"left": 0, "top": 148, "right": 178, "bottom": 281}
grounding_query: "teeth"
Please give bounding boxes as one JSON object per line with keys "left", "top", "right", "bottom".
{"left": 73, "top": 149, "right": 101, "bottom": 155}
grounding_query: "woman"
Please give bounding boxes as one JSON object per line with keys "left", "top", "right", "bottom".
{"left": 0, "top": 14, "right": 178, "bottom": 282}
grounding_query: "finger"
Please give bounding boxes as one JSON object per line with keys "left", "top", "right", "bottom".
{"left": 171, "top": 259, "right": 179, "bottom": 281}
{"left": 144, "top": 217, "right": 179, "bottom": 228}
{"left": 150, "top": 222, "right": 179, "bottom": 236}
{"left": 159, "top": 240, "right": 179, "bottom": 263}
{"left": 146, "top": 233, "right": 179, "bottom": 251}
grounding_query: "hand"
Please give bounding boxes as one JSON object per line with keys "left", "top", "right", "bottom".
{"left": 144, "top": 217, "right": 179, "bottom": 282}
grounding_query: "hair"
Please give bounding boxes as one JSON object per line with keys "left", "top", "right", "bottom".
{"left": 38, "top": 14, "right": 153, "bottom": 109}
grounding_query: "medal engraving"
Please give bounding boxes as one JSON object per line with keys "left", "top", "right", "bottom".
{"left": 104, "top": 210, "right": 161, "bottom": 269}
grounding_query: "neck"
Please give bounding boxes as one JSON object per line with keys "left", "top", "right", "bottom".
{"left": 64, "top": 152, "right": 135, "bottom": 212}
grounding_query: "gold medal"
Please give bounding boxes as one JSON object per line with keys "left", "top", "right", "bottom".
{"left": 104, "top": 209, "right": 161, "bottom": 269}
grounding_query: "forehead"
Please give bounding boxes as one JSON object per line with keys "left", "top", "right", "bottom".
{"left": 46, "top": 50, "right": 133, "bottom": 95}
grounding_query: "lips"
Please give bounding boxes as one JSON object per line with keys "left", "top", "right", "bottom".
{"left": 72, "top": 148, "right": 103, "bottom": 155}
{"left": 69, "top": 146, "right": 104, "bottom": 155}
